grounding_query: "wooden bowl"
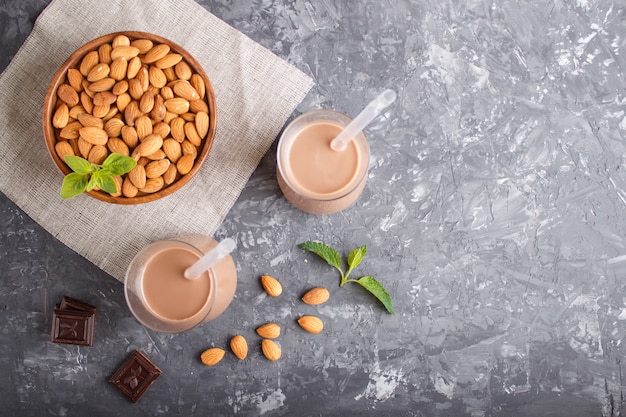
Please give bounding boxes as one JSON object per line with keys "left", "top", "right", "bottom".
{"left": 42, "top": 31, "right": 216, "bottom": 204}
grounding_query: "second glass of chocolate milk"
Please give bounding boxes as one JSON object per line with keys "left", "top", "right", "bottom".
{"left": 276, "top": 109, "right": 370, "bottom": 215}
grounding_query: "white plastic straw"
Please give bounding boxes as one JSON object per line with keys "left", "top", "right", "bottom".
{"left": 184, "top": 238, "right": 236, "bottom": 280}
{"left": 330, "top": 89, "right": 397, "bottom": 151}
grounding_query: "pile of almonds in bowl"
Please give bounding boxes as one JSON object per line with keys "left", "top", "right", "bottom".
{"left": 42, "top": 31, "right": 216, "bottom": 204}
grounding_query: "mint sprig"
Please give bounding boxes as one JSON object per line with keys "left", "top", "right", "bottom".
{"left": 298, "top": 241, "right": 394, "bottom": 314}
{"left": 60, "top": 153, "right": 136, "bottom": 199}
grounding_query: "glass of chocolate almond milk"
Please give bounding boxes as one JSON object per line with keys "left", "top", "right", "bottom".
{"left": 276, "top": 110, "right": 370, "bottom": 215}
{"left": 124, "top": 235, "right": 237, "bottom": 333}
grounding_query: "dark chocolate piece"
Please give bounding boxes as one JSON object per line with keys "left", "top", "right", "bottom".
{"left": 59, "top": 296, "right": 96, "bottom": 314}
{"left": 50, "top": 308, "right": 96, "bottom": 346}
{"left": 109, "top": 350, "right": 162, "bottom": 403}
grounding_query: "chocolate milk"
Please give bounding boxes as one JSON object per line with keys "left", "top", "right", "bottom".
{"left": 125, "top": 236, "right": 237, "bottom": 333}
{"left": 277, "top": 110, "right": 369, "bottom": 214}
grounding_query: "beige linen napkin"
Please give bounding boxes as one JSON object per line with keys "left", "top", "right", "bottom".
{"left": 0, "top": 0, "right": 313, "bottom": 281}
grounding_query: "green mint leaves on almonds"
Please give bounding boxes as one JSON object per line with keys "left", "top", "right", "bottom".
{"left": 298, "top": 241, "right": 394, "bottom": 314}
{"left": 60, "top": 153, "right": 137, "bottom": 199}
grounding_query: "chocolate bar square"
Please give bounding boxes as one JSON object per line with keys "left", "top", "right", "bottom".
{"left": 50, "top": 308, "right": 96, "bottom": 346}
{"left": 109, "top": 350, "right": 162, "bottom": 403}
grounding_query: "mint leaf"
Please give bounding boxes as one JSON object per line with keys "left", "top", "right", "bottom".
{"left": 346, "top": 245, "right": 366, "bottom": 279}
{"left": 298, "top": 241, "right": 343, "bottom": 275}
{"left": 91, "top": 170, "right": 118, "bottom": 194}
{"left": 102, "top": 153, "right": 136, "bottom": 176}
{"left": 64, "top": 155, "right": 92, "bottom": 175}
{"left": 355, "top": 276, "right": 394, "bottom": 314}
{"left": 60, "top": 172, "right": 88, "bottom": 199}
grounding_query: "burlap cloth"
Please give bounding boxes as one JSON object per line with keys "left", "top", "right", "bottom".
{"left": 0, "top": 0, "right": 313, "bottom": 282}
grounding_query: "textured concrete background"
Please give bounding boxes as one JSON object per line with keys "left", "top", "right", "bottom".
{"left": 2, "top": 0, "right": 626, "bottom": 416}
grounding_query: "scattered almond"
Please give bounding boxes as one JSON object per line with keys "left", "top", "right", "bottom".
{"left": 297, "top": 315, "right": 324, "bottom": 334}
{"left": 261, "top": 275, "right": 282, "bottom": 297}
{"left": 301, "top": 287, "right": 330, "bottom": 305}
{"left": 256, "top": 323, "right": 281, "bottom": 339}
{"left": 261, "top": 340, "right": 281, "bottom": 361}
{"left": 200, "top": 347, "right": 225, "bottom": 366}
{"left": 230, "top": 335, "right": 248, "bottom": 360}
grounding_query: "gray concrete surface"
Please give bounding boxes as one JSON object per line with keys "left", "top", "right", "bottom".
{"left": 1, "top": 0, "right": 625, "bottom": 415}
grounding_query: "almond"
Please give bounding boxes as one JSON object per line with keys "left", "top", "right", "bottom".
{"left": 261, "top": 340, "right": 281, "bottom": 361}
{"left": 110, "top": 45, "right": 140, "bottom": 61}
{"left": 77, "top": 137, "right": 92, "bottom": 158}
{"left": 57, "top": 84, "right": 79, "bottom": 106}
{"left": 107, "top": 137, "right": 129, "bottom": 156}
{"left": 145, "top": 159, "right": 170, "bottom": 178}
{"left": 189, "top": 99, "right": 209, "bottom": 114}
{"left": 110, "top": 175, "right": 123, "bottom": 197}
{"left": 200, "top": 347, "right": 225, "bottom": 366}
{"left": 126, "top": 56, "right": 142, "bottom": 79}
{"left": 165, "top": 97, "right": 189, "bottom": 114}
{"left": 230, "top": 335, "right": 248, "bottom": 360}
{"left": 155, "top": 53, "right": 183, "bottom": 69}
{"left": 136, "top": 65, "right": 150, "bottom": 91}
{"left": 109, "top": 57, "right": 128, "bottom": 80}
{"left": 150, "top": 95, "right": 166, "bottom": 121}
{"left": 132, "top": 134, "right": 163, "bottom": 159}
{"left": 104, "top": 117, "right": 125, "bottom": 138}
{"left": 87, "top": 63, "right": 110, "bottom": 82}
{"left": 87, "top": 144, "right": 108, "bottom": 165}
{"left": 139, "top": 91, "right": 155, "bottom": 113}
{"left": 122, "top": 177, "right": 138, "bottom": 198}
{"left": 93, "top": 91, "right": 117, "bottom": 106}
{"left": 102, "top": 106, "right": 119, "bottom": 122}
{"left": 256, "top": 323, "right": 281, "bottom": 339}
{"left": 172, "top": 80, "right": 200, "bottom": 101}
{"left": 181, "top": 140, "right": 197, "bottom": 157}
{"left": 59, "top": 121, "right": 82, "bottom": 140}
{"left": 130, "top": 38, "right": 153, "bottom": 54}
{"left": 297, "top": 315, "right": 324, "bottom": 334}
{"left": 190, "top": 73, "right": 206, "bottom": 99}
{"left": 170, "top": 117, "right": 186, "bottom": 142}
{"left": 79, "top": 50, "right": 99, "bottom": 76}
{"left": 301, "top": 287, "right": 330, "bottom": 305}
{"left": 162, "top": 66, "right": 177, "bottom": 82}
{"left": 52, "top": 103, "right": 69, "bottom": 128}
{"left": 143, "top": 43, "right": 170, "bottom": 64}
{"left": 162, "top": 163, "right": 178, "bottom": 185}
{"left": 128, "top": 164, "right": 147, "bottom": 189}
{"left": 176, "top": 154, "right": 195, "bottom": 175}
{"left": 67, "top": 68, "right": 84, "bottom": 92}
{"left": 124, "top": 100, "right": 142, "bottom": 126}
{"left": 184, "top": 121, "right": 202, "bottom": 146}
{"left": 148, "top": 65, "right": 167, "bottom": 89}
{"left": 135, "top": 115, "right": 153, "bottom": 140}
{"left": 145, "top": 149, "right": 167, "bottom": 161}
{"left": 68, "top": 104, "right": 87, "bottom": 119}
{"left": 116, "top": 92, "right": 131, "bottom": 111}
{"left": 139, "top": 176, "right": 164, "bottom": 194}
{"left": 152, "top": 121, "right": 170, "bottom": 139}
{"left": 128, "top": 78, "right": 144, "bottom": 100}
{"left": 91, "top": 104, "right": 110, "bottom": 119}
{"left": 174, "top": 61, "right": 192, "bottom": 80}
{"left": 162, "top": 138, "right": 182, "bottom": 163}
{"left": 54, "top": 141, "right": 74, "bottom": 161}
{"left": 260, "top": 275, "right": 282, "bottom": 297}
{"left": 195, "top": 111, "right": 209, "bottom": 139}
{"left": 121, "top": 125, "right": 139, "bottom": 148}
{"left": 112, "top": 34, "right": 131, "bottom": 48}
{"left": 89, "top": 78, "right": 115, "bottom": 93}
{"left": 98, "top": 43, "right": 112, "bottom": 64}
{"left": 77, "top": 112, "right": 104, "bottom": 129}
{"left": 79, "top": 126, "right": 108, "bottom": 146}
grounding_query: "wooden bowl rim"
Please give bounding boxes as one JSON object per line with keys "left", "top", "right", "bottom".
{"left": 42, "top": 31, "right": 217, "bottom": 205}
